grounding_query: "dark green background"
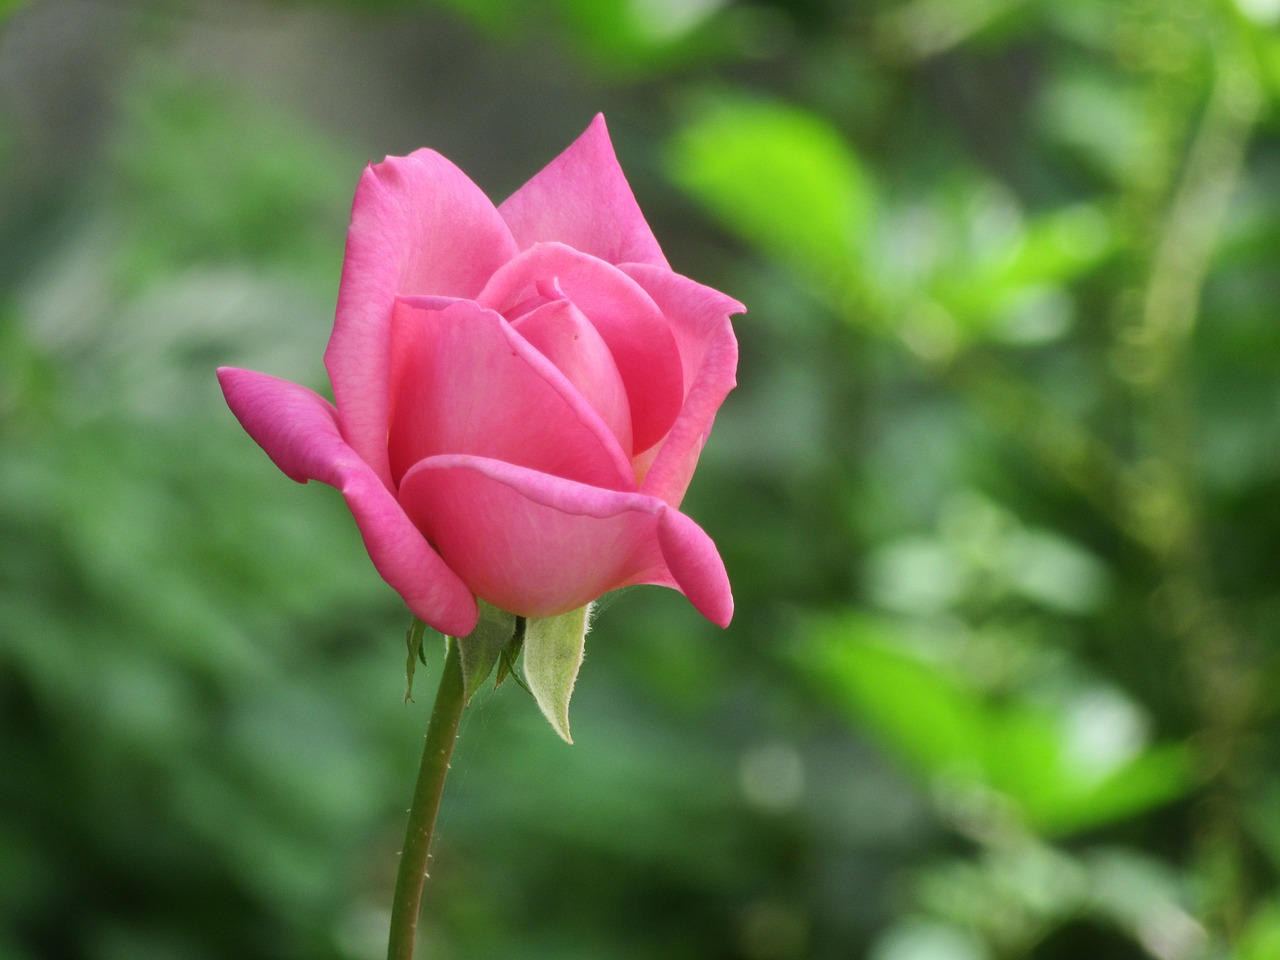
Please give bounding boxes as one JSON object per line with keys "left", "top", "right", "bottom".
{"left": 3, "top": 0, "right": 1280, "bottom": 957}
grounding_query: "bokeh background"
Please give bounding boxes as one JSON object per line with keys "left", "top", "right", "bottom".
{"left": 4, "top": 0, "right": 1280, "bottom": 957}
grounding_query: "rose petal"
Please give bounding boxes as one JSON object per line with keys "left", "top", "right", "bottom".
{"left": 387, "top": 299, "right": 634, "bottom": 490}
{"left": 398, "top": 455, "right": 733, "bottom": 626}
{"left": 216, "top": 367, "right": 478, "bottom": 636}
{"left": 499, "top": 114, "right": 669, "bottom": 268}
{"left": 510, "top": 298, "right": 633, "bottom": 457}
{"left": 622, "top": 264, "right": 743, "bottom": 506}
{"left": 478, "top": 243, "right": 684, "bottom": 455}
{"left": 656, "top": 507, "right": 735, "bottom": 627}
{"left": 324, "top": 150, "right": 520, "bottom": 489}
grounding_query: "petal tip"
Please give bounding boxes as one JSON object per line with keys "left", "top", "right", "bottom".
{"left": 656, "top": 507, "right": 734, "bottom": 628}
{"left": 419, "top": 596, "right": 480, "bottom": 639}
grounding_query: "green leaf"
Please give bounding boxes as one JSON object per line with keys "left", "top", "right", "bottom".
{"left": 523, "top": 604, "right": 592, "bottom": 743}
{"left": 668, "top": 97, "right": 874, "bottom": 301}
{"left": 802, "top": 616, "right": 1192, "bottom": 836}
{"left": 926, "top": 197, "right": 1114, "bottom": 344}
{"left": 1026, "top": 742, "right": 1192, "bottom": 836}
{"left": 973, "top": 700, "right": 1191, "bottom": 835}
{"left": 1241, "top": 898, "right": 1280, "bottom": 960}
{"left": 806, "top": 617, "right": 989, "bottom": 778}
{"left": 454, "top": 602, "right": 518, "bottom": 703}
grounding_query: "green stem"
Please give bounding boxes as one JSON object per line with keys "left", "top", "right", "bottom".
{"left": 387, "top": 636, "right": 466, "bottom": 960}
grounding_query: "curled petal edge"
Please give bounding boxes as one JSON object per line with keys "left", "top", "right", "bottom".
{"left": 623, "top": 264, "right": 742, "bottom": 506}
{"left": 216, "top": 367, "right": 479, "bottom": 636}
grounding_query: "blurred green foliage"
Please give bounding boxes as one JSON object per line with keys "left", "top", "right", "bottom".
{"left": 669, "top": 97, "right": 875, "bottom": 304}
{"left": 3, "top": 0, "right": 1280, "bottom": 958}
{"left": 804, "top": 615, "right": 1192, "bottom": 836}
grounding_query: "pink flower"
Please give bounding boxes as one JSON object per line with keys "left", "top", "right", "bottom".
{"left": 218, "top": 116, "right": 741, "bottom": 638}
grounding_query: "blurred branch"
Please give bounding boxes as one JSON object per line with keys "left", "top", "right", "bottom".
{"left": 1137, "top": 61, "right": 1260, "bottom": 369}
{"left": 1118, "top": 31, "right": 1263, "bottom": 942}
{"left": 901, "top": 19, "right": 1266, "bottom": 938}
{"left": 939, "top": 349, "right": 1131, "bottom": 526}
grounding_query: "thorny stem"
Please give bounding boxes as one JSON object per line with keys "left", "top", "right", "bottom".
{"left": 387, "top": 637, "right": 466, "bottom": 960}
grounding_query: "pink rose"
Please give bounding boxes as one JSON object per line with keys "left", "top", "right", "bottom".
{"left": 218, "top": 116, "right": 741, "bottom": 638}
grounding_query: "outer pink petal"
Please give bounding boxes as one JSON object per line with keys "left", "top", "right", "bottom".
{"left": 398, "top": 455, "right": 733, "bottom": 626}
{"left": 622, "top": 264, "right": 743, "bottom": 506}
{"left": 386, "top": 299, "right": 634, "bottom": 490}
{"left": 323, "top": 150, "right": 520, "bottom": 490}
{"left": 216, "top": 367, "right": 479, "bottom": 636}
{"left": 498, "top": 114, "right": 669, "bottom": 268}
{"left": 478, "top": 243, "right": 684, "bottom": 455}
{"left": 511, "top": 298, "right": 633, "bottom": 457}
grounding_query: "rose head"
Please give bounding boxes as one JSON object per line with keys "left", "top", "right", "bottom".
{"left": 218, "top": 116, "right": 741, "bottom": 638}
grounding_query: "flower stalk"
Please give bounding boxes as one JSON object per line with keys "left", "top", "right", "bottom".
{"left": 387, "top": 636, "right": 467, "bottom": 960}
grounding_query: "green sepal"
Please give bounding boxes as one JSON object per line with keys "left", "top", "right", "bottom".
{"left": 453, "top": 601, "right": 518, "bottom": 704}
{"left": 403, "top": 617, "right": 428, "bottom": 704}
{"left": 523, "top": 604, "right": 592, "bottom": 744}
{"left": 494, "top": 616, "right": 529, "bottom": 692}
